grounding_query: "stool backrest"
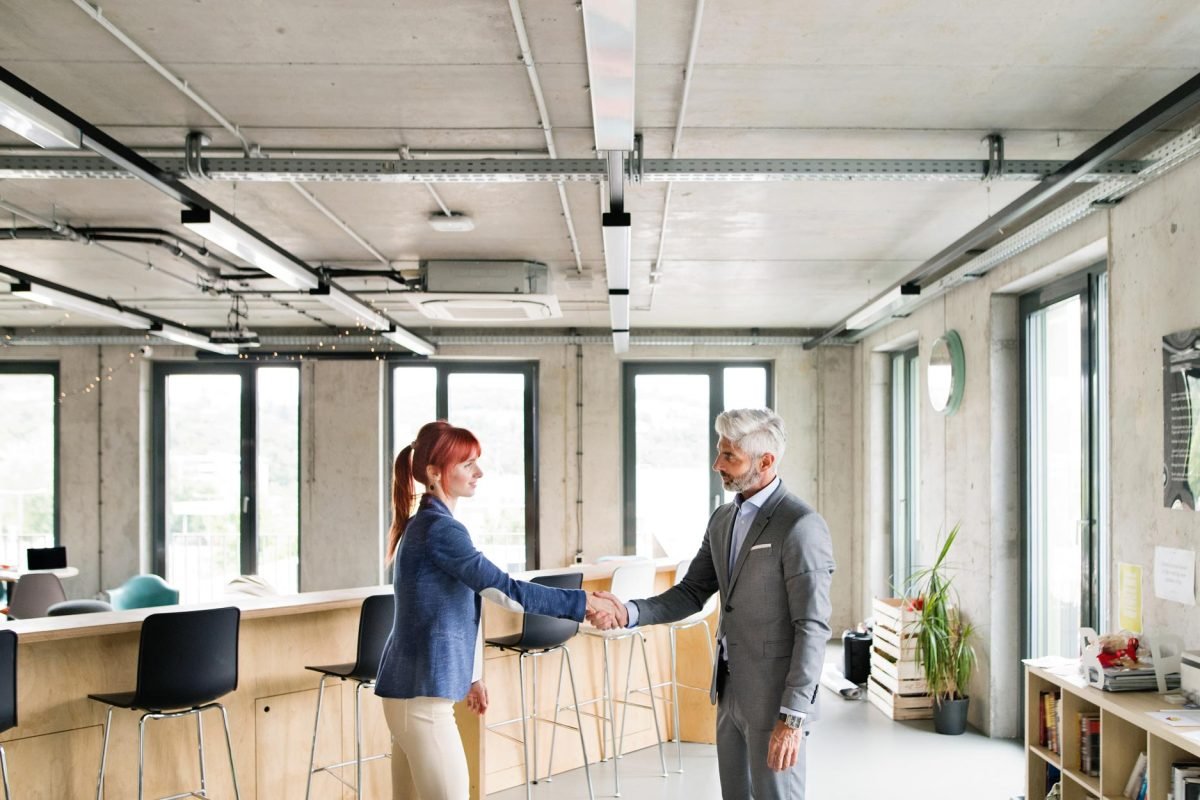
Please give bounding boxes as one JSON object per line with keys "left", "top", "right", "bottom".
{"left": 352, "top": 593, "right": 396, "bottom": 680}
{"left": 0, "top": 629, "right": 15, "bottom": 733}
{"left": 517, "top": 572, "right": 583, "bottom": 650}
{"left": 8, "top": 572, "right": 67, "bottom": 619}
{"left": 134, "top": 606, "right": 240, "bottom": 711}
{"left": 608, "top": 561, "right": 657, "bottom": 602}
{"left": 108, "top": 574, "right": 180, "bottom": 611}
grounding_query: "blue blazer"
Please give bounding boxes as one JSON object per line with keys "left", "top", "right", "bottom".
{"left": 375, "top": 495, "right": 587, "bottom": 701}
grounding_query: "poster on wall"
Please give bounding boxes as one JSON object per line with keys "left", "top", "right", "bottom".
{"left": 1163, "top": 328, "right": 1200, "bottom": 509}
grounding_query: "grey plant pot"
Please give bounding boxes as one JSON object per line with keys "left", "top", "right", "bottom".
{"left": 933, "top": 696, "right": 969, "bottom": 735}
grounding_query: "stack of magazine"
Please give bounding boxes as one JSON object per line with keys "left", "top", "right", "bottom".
{"left": 1085, "top": 663, "right": 1181, "bottom": 692}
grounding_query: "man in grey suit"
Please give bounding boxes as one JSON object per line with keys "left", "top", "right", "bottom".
{"left": 591, "top": 408, "right": 835, "bottom": 800}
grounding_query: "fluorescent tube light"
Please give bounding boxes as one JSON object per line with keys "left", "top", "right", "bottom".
{"left": 428, "top": 213, "right": 475, "bottom": 232}
{"left": 12, "top": 281, "right": 150, "bottom": 329}
{"left": 612, "top": 329, "right": 630, "bottom": 354}
{"left": 845, "top": 284, "right": 921, "bottom": 330}
{"left": 181, "top": 208, "right": 319, "bottom": 290}
{"left": 382, "top": 327, "right": 437, "bottom": 357}
{"left": 609, "top": 289, "right": 630, "bottom": 330}
{"left": 312, "top": 284, "right": 391, "bottom": 331}
{"left": 581, "top": 0, "right": 636, "bottom": 152}
{"left": 152, "top": 323, "right": 239, "bottom": 355}
{"left": 0, "top": 83, "right": 81, "bottom": 149}
{"left": 602, "top": 211, "right": 631, "bottom": 291}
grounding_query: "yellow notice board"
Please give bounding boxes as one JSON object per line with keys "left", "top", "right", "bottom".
{"left": 1118, "top": 563, "right": 1143, "bottom": 633}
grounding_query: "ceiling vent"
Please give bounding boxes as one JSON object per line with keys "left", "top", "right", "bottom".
{"left": 406, "top": 260, "right": 561, "bottom": 322}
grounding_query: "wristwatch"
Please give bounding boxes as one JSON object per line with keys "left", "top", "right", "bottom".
{"left": 778, "top": 711, "right": 804, "bottom": 729}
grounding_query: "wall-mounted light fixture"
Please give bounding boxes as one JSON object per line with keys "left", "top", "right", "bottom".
{"left": 181, "top": 208, "right": 319, "bottom": 290}
{"left": 0, "top": 83, "right": 81, "bottom": 149}
{"left": 845, "top": 283, "right": 921, "bottom": 330}
{"left": 11, "top": 280, "right": 150, "bottom": 329}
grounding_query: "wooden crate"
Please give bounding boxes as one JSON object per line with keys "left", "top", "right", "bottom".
{"left": 870, "top": 646, "right": 928, "bottom": 695}
{"left": 872, "top": 596, "right": 920, "bottom": 635}
{"left": 871, "top": 623, "right": 919, "bottom": 660}
{"left": 866, "top": 676, "right": 933, "bottom": 721}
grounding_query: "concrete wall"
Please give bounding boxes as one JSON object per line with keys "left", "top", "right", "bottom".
{"left": 0, "top": 340, "right": 856, "bottom": 632}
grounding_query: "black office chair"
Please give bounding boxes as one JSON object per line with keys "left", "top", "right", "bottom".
{"left": 47, "top": 599, "right": 113, "bottom": 616}
{"left": 0, "top": 629, "right": 17, "bottom": 799}
{"left": 89, "top": 606, "right": 241, "bottom": 800}
{"left": 485, "top": 573, "right": 594, "bottom": 800}
{"left": 304, "top": 593, "right": 394, "bottom": 799}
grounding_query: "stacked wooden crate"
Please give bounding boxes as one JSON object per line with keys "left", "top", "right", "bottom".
{"left": 866, "top": 597, "right": 933, "bottom": 720}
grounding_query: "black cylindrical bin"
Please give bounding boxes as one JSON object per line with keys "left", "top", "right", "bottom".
{"left": 842, "top": 630, "right": 873, "bottom": 684}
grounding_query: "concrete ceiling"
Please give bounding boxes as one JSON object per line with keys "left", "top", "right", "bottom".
{"left": 0, "top": 0, "right": 1198, "bottom": 336}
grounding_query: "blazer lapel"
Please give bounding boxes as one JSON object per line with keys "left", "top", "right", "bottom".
{"left": 710, "top": 503, "right": 736, "bottom": 594}
{"left": 727, "top": 480, "right": 788, "bottom": 594}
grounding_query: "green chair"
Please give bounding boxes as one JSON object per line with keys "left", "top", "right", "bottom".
{"left": 107, "top": 574, "right": 180, "bottom": 611}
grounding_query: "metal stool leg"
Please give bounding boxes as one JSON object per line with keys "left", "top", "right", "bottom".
{"left": 617, "top": 634, "right": 637, "bottom": 759}
{"left": 670, "top": 625, "right": 682, "bottom": 773}
{"left": 544, "top": 648, "right": 567, "bottom": 782}
{"left": 95, "top": 706, "right": 114, "bottom": 800}
{"left": 355, "top": 680, "right": 365, "bottom": 798}
{"left": 0, "top": 742, "right": 10, "bottom": 800}
{"left": 516, "top": 653, "right": 533, "bottom": 800}
{"left": 197, "top": 707, "right": 208, "bottom": 797}
{"left": 562, "top": 647, "right": 596, "bottom": 800}
{"left": 599, "top": 639, "right": 611, "bottom": 763}
{"left": 637, "top": 632, "right": 669, "bottom": 777}
{"left": 137, "top": 714, "right": 148, "bottom": 800}
{"left": 218, "top": 704, "right": 242, "bottom": 799}
{"left": 304, "top": 674, "right": 328, "bottom": 800}
{"left": 530, "top": 656, "right": 539, "bottom": 785}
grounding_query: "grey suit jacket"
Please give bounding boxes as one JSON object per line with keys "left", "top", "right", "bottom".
{"left": 632, "top": 481, "right": 835, "bottom": 727}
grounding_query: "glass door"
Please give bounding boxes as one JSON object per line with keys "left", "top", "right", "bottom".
{"left": 622, "top": 363, "right": 772, "bottom": 559}
{"left": 1022, "top": 265, "right": 1108, "bottom": 658}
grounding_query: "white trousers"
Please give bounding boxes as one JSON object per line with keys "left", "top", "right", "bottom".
{"left": 382, "top": 696, "right": 470, "bottom": 800}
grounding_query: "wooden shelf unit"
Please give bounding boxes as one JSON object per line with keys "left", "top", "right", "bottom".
{"left": 1026, "top": 665, "right": 1200, "bottom": 800}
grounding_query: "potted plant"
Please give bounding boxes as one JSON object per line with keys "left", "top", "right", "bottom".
{"left": 904, "top": 524, "right": 977, "bottom": 735}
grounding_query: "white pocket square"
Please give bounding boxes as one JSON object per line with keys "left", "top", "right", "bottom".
{"left": 750, "top": 543, "right": 771, "bottom": 551}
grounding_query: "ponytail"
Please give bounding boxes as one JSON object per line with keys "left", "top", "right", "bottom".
{"left": 387, "top": 444, "right": 417, "bottom": 562}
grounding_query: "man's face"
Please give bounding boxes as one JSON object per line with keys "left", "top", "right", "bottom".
{"left": 712, "top": 435, "right": 762, "bottom": 493}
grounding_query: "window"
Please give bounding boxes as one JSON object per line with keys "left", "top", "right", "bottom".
{"left": 0, "top": 363, "right": 58, "bottom": 567}
{"left": 1021, "top": 263, "right": 1109, "bottom": 659}
{"left": 391, "top": 362, "right": 538, "bottom": 571}
{"left": 622, "top": 362, "right": 773, "bottom": 559}
{"left": 891, "top": 348, "right": 919, "bottom": 589}
{"left": 152, "top": 364, "right": 300, "bottom": 602}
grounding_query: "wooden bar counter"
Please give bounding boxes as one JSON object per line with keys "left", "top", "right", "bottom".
{"left": 0, "top": 559, "right": 717, "bottom": 799}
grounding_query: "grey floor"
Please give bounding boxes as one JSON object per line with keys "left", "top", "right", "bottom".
{"left": 489, "top": 644, "right": 1025, "bottom": 800}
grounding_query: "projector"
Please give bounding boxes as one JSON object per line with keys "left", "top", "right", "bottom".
{"left": 210, "top": 329, "right": 261, "bottom": 347}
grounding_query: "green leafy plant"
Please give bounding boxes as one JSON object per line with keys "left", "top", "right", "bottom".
{"left": 904, "top": 524, "right": 976, "bottom": 704}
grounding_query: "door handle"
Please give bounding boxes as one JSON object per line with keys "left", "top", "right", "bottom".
{"left": 243, "top": 496, "right": 251, "bottom": 515}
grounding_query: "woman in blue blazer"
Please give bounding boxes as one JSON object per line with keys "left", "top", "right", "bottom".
{"left": 375, "top": 420, "right": 608, "bottom": 800}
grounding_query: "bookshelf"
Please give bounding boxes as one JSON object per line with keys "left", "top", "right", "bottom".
{"left": 1026, "top": 666, "right": 1200, "bottom": 800}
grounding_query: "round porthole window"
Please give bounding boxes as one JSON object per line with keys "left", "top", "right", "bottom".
{"left": 928, "top": 330, "right": 965, "bottom": 415}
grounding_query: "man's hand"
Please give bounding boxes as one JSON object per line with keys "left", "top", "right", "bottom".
{"left": 585, "top": 591, "right": 628, "bottom": 630}
{"left": 465, "top": 680, "right": 489, "bottom": 715}
{"left": 766, "top": 720, "right": 803, "bottom": 772}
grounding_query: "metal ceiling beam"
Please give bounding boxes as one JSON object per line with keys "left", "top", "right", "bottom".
{"left": 806, "top": 69, "right": 1200, "bottom": 349}
{"left": 0, "top": 155, "right": 1152, "bottom": 183}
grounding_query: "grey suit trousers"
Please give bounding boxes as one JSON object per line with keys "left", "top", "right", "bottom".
{"left": 716, "top": 663, "right": 806, "bottom": 800}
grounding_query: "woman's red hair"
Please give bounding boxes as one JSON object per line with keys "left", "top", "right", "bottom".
{"left": 387, "top": 420, "right": 481, "bottom": 562}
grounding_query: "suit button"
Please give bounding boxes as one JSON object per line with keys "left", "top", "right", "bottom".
{"left": 724, "top": 604, "right": 733, "bottom": 613}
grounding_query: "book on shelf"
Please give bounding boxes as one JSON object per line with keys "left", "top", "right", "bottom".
{"left": 1077, "top": 711, "right": 1100, "bottom": 777}
{"left": 1172, "top": 762, "right": 1200, "bottom": 800}
{"left": 1124, "top": 752, "right": 1147, "bottom": 800}
{"left": 1085, "top": 662, "right": 1182, "bottom": 692}
{"left": 1038, "top": 689, "right": 1063, "bottom": 753}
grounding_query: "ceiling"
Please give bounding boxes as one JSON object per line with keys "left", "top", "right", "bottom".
{"left": 1, "top": 0, "right": 1198, "bottom": 342}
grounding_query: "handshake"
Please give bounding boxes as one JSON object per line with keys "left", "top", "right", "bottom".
{"left": 584, "top": 590, "right": 628, "bottom": 630}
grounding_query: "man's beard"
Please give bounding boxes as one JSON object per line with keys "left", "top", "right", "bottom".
{"left": 721, "top": 461, "right": 761, "bottom": 493}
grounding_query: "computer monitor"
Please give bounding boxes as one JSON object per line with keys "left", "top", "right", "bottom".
{"left": 27, "top": 546, "right": 67, "bottom": 571}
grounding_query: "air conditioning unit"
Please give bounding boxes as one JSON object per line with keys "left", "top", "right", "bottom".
{"left": 407, "top": 260, "right": 562, "bottom": 322}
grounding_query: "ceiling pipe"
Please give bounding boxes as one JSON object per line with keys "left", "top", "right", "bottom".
{"left": 508, "top": 0, "right": 584, "bottom": 275}
{"left": 807, "top": 69, "right": 1200, "bottom": 349}
{"left": 0, "top": 146, "right": 551, "bottom": 159}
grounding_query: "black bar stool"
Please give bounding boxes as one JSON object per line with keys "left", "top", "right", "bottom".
{"left": 89, "top": 606, "right": 241, "bottom": 800}
{"left": 485, "top": 572, "right": 594, "bottom": 800}
{"left": 0, "top": 629, "right": 16, "bottom": 798}
{"left": 304, "top": 593, "right": 394, "bottom": 799}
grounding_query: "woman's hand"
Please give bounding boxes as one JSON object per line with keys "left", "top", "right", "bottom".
{"left": 466, "top": 680, "right": 489, "bottom": 715}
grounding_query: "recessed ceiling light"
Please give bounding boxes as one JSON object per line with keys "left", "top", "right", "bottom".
{"left": 428, "top": 213, "right": 475, "bottom": 233}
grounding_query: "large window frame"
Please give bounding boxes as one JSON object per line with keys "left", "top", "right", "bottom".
{"left": 890, "top": 347, "right": 919, "bottom": 590}
{"left": 0, "top": 361, "right": 60, "bottom": 556}
{"left": 1020, "top": 261, "right": 1109, "bottom": 658}
{"left": 151, "top": 362, "right": 301, "bottom": 589}
{"left": 388, "top": 361, "right": 540, "bottom": 570}
{"left": 621, "top": 361, "right": 774, "bottom": 555}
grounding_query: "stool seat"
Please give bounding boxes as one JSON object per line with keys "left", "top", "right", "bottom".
{"left": 486, "top": 629, "right": 573, "bottom": 652}
{"left": 48, "top": 599, "right": 112, "bottom": 616}
{"left": 305, "top": 662, "right": 367, "bottom": 680}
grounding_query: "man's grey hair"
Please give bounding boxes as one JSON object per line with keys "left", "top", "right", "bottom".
{"left": 715, "top": 408, "right": 787, "bottom": 463}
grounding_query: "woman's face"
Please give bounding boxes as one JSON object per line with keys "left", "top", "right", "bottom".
{"left": 440, "top": 453, "right": 483, "bottom": 500}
